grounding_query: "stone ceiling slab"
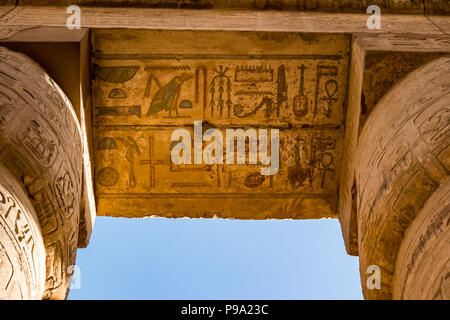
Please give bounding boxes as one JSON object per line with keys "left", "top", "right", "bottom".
{"left": 92, "top": 30, "right": 349, "bottom": 219}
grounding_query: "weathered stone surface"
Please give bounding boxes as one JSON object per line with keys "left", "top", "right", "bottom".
{"left": 7, "top": 0, "right": 436, "bottom": 14}
{"left": 93, "top": 30, "right": 348, "bottom": 219}
{"left": 0, "top": 46, "right": 86, "bottom": 299}
{"left": 0, "top": 163, "right": 46, "bottom": 300}
{"left": 425, "top": 0, "right": 450, "bottom": 15}
{"left": 9, "top": 0, "right": 448, "bottom": 15}
{"left": 337, "top": 38, "right": 365, "bottom": 256}
{"left": 361, "top": 52, "right": 447, "bottom": 130}
{"left": 0, "top": 41, "right": 97, "bottom": 249}
{"left": 356, "top": 57, "right": 450, "bottom": 299}
{"left": 338, "top": 50, "right": 450, "bottom": 258}
{"left": 340, "top": 50, "right": 448, "bottom": 257}
{"left": 1, "top": 6, "right": 448, "bottom": 38}
{"left": 393, "top": 178, "right": 449, "bottom": 300}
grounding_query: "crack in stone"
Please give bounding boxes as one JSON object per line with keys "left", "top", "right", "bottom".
{"left": 424, "top": 14, "right": 449, "bottom": 35}
{"left": 0, "top": 6, "right": 17, "bottom": 22}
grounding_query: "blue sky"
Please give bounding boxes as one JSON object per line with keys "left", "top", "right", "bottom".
{"left": 68, "top": 217, "right": 362, "bottom": 300}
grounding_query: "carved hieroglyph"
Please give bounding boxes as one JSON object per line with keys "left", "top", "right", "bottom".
{"left": 356, "top": 57, "right": 450, "bottom": 300}
{"left": 0, "top": 164, "right": 46, "bottom": 300}
{"left": 393, "top": 178, "right": 450, "bottom": 300}
{"left": 0, "top": 46, "right": 85, "bottom": 299}
{"left": 92, "top": 30, "right": 349, "bottom": 219}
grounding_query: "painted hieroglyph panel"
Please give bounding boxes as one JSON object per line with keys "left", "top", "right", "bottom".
{"left": 92, "top": 30, "right": 349, "bottom": 219}
{"left": 95, "top": 127, "right": 341, "bottom": 193}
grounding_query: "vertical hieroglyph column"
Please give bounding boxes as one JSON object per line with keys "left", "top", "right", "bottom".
{"left": 356, "top": 57, "right": 449, "bottom": 299}
{"left": 0, "top": 46, "right": 89, "bottom": 299}
{"left": 0, "top": 164, "right": 46, "bottom": 299}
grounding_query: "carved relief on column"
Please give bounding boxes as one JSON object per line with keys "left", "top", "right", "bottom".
{"left": 355, "top": 57, "right": 450, "bottom": 299}
{"left": 0, "top": 164, "right": 46, "bottom": 300}
{"left": 393, "top": 178, "right": 449, "bottom": 299}
{"left": 0, "top": 46, "right": 86, "bottom": 299}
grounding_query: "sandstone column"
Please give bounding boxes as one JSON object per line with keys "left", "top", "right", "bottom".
{"left": 0, "top": 46, "right": 92, "bottom": 299}
{"left": 0, "top": 163, "right": 46, "bottom": 299}
{"left": 393, "top": 178, "right": 449, "bottom": 299}
{"left": 356, "top": 57, "right": 450, "bottom": 299}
